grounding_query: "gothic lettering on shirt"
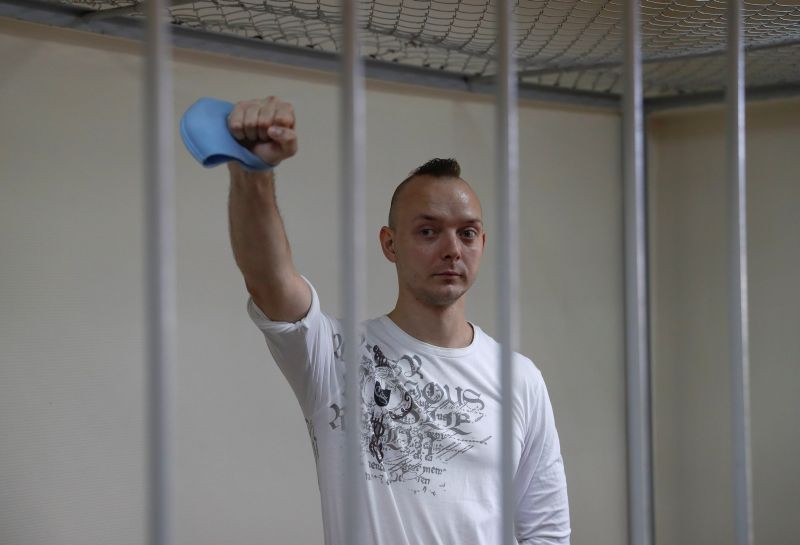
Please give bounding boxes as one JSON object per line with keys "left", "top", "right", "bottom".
{"left": 368, "top": 409, "right": 386, "bottom": 462}
{"left": 328, "top": 337, "right": 492, "bottom": 496}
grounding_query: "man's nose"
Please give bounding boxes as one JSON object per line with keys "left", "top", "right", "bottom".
{"left": 441, "top": 231, "right": 461, "bottom": 261}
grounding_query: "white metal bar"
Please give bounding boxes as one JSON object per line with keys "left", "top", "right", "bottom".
{"left": 341, "top": 1, "right": 367, "bottom": 545}
{"left": 623, "top": 1, "right": 654, "bottom": 544}
{"left": 144, "top": 1, "right": 176, "bottom": 545}
{"left": 496, "top": 1, "right": 518, "bottom": 544}
{"left": 727, "top": 1, "right": 754, "bottom": 544}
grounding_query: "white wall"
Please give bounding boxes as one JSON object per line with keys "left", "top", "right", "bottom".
{"left": 648, "top": 99, "right": 800, "bottom": 545}
{"left": 0, "top": 18, "right": 626, "bottom": 545}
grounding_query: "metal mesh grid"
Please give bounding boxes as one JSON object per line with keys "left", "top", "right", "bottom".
{"left": 528, "top": 41, "right": 800, "bottom": 96}
{"left": 58, "top": 0, "right": 800, "bottom": 98}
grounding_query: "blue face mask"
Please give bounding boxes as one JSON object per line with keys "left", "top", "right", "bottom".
{"left": 180, "top": 97, "right": 274, "bottom": 171}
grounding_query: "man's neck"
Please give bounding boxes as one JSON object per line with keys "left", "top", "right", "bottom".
{"left": 387, "top": 297, "right": 473, "bottom": 349}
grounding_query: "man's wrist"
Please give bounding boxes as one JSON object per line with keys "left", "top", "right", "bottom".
{"left": 228, "top": 161, "right": 275, "bottom": 182}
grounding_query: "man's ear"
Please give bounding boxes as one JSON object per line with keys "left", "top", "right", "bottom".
{"left": 379, "top": 226, "right": 397, "bottom": 263}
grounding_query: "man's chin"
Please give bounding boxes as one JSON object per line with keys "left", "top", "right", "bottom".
{"left": 422, "top": 286, "right": 467, "bottom": 307}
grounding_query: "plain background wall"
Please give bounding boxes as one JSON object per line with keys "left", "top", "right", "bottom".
{"left": 648, "top": 100, "right": 800, "bottom": 545}
{"left": 0, "top": 18, "right": 626, "bottom": 545}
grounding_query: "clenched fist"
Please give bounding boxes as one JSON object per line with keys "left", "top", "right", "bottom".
{"left": 227, "top": 96, "right": 298, "bottom": 167}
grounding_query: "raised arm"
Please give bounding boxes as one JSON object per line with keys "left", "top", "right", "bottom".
{"left": 227, "top": 96, "right": 311, "bottom": 322}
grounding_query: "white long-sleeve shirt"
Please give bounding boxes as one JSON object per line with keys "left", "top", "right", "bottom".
{"left": 248, "top": 278, "right": 571, "bottom": 544}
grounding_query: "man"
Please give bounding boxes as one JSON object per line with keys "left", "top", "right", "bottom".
{"left": 227, "top": 96, "right": 571, "bottom": 544}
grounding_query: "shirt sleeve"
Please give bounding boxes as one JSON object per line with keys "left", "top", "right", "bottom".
{"left": 514, "top": 369, "right": 571, "bottom": 545}
{"left": 246, "top": 276, "right": 339, "bottom": 417}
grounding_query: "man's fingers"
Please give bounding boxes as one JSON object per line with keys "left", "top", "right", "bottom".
{"left": 267, "top": 126, "right": 298, "bottom": 157}
{"left": 273, "top": 101, "right": 295, "bottom": 129}
{"left": 243, "top": 102, "right": 260, "bottom": 142}
{"left": 227, "top": 103, "right": 246, "bottom": 141}
{"left": 228, "top": 97, "right": 295, "bottom": 160}
{"left": 257, "top": 99, "right": 278, "bottom": 142}
{"left": 267, "top": 125, "right": 296, "bottom": 144}
{"left": 257, "top": 105, "right": 271, "bottom": 142}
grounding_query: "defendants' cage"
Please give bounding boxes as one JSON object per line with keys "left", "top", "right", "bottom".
{"left": 1, "top": 1, "right": 780, "bottom": 545}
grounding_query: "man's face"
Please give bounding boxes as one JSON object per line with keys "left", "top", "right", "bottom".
{"left": 380, "top": 176, "right": 486, "bottom": 308}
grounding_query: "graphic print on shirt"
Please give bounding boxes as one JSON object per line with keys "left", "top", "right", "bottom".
{"left": 329, "top": 340, "right": 491, "bottom": 496}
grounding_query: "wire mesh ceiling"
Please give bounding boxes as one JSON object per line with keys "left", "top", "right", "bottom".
{"left": 58, "top": 0, "right": 800, "bottom": 98}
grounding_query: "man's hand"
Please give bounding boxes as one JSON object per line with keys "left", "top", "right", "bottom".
{"left": 227, "top": 96, "right": 298, "bottom": 166}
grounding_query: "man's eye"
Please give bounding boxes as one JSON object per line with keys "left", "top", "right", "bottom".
{"left": 462, "top": 229, "right": 478, "bottom": 239}
{"left": 420, "top": 228, "right": 434, "bottom": 236}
